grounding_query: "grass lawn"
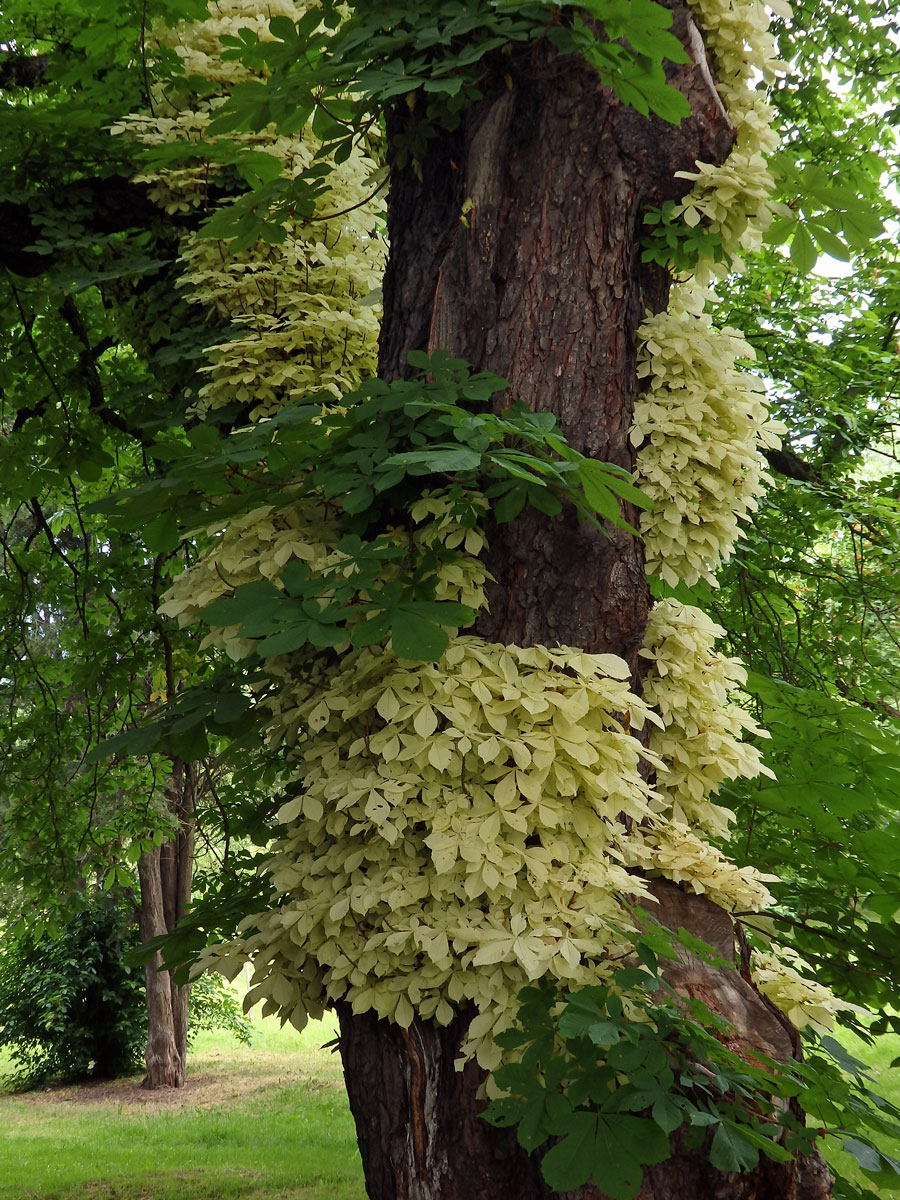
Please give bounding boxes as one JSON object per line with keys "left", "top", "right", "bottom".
{"left": 821, "top": 1028, "right": 900, "bottom": 1197}
{"left": 0, "top": 1014, "right": 366, "bottom": 1200}
{"left": 4, "top": 1005, "right": 900, "bottom": 1199}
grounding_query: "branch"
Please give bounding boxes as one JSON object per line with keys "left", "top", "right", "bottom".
{"left": 763, "top": 446, "right": 813, "bottom": 482}
{"left": 0, "top": 53, "right": 50, "bottom": 90}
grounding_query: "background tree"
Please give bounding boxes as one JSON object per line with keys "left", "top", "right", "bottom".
{"left": 0, "top": 0, "right": 245, "bottom": 1087}
{"left": 0, "top": 890, "right": 253, "bottom": 1089}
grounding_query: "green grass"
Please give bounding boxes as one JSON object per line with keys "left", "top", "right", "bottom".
{"left": 0, "top": 1015, "right": 366, "bottom": 1200}
{"left": 823, "top": 1028, "right": 900, "bottom": 1197}
{"left": 5, "top": 1008, "right": 900, "bottom": 1198}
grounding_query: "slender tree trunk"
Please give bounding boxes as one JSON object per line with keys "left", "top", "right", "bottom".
{"left": 137, "top": 758, "right": 195, "bottom": 1088}
{"left": 338, "top": 9, "right": 832, "bottom": 1198}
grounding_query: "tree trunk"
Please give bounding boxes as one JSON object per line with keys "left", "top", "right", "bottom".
{"left": 137, "top": 758, "right": 195, "bottom": 1088}
{"left": 338, "top": 8, "right": 832, "bottom": 1197}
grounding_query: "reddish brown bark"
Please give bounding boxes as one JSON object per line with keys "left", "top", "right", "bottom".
{"left": 137, "top": 759, "right": 195, "bottom": 1089}
{"left": 338, "top": 8, "right": 832, "bottom": 1198}
{"left": 378, "top": 6, "right": 731, "bottom": 677}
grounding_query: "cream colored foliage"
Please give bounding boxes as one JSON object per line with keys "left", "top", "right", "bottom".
{"left": 151, "top": 0, "right": 800, "bottom": 1059}
{"left": 640, "top": 599, "right": 774, "bottom": 838}
{"left": 202, "top": 613, "right": 777, "bottom": 1063}
{"left": 621, "top": 824, "right": 775, "bottom": 914}
{"left": 752, "top": 949, "right": 864, "bottom": 1034}
{"left": 111, "top": 0, "right": 384, "bottom": 418}
{"left": 629, "top": 599, "right": 777, "bottom": 915}
{"left": 678, "top": 0, "right": 787, "bottom": 265}
{"left": 634, "top": 284, "right": 785, "bottom": 587}
{"left": 633, "top": 0, "right": 788, "bottom": 586}
{"left": 203, "top": 640, "right": 669, "bottom": 1065}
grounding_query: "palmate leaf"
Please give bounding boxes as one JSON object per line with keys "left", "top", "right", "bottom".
{"left": 201, "top": 580, "right": 284, "bottom": 628}
{"left": 389, "top": 601, "right": 475, "bottom": 660}
{"left": 382, "top": 445, "right": 482, "bottom": 472}
{"left": 577, "top": 459, "right": 646, "bottom": 533}
{"left": 708, "top": 1121, "right": 760, "bottom": 1173}
{"left": 540, "top": 1112, "right": 668, "bottom": 1198}
{"left": 390, "top": 609, "right": 451, "bottom": 660}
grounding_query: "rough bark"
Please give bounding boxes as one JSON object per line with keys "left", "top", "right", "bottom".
{"left": 378, "top": 7, "right": 730, "bottom": 678}
{"left": 338, "top": 8, "right": 832, "bottom": 1198}
{"left": 339, "top": 1003, "right": 550, "bottom": 1199}
{"left": 137, "top": 759, "right": 195, "bottom": 1089}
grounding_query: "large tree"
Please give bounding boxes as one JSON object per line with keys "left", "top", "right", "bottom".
{"left": 4, "top": 0, "right": 900, "bottom": 1195}
{"left": 0, "top": 0, "right": 231, "bottom": 1088}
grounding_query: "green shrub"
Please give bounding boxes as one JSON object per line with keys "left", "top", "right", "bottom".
{"left": 189, "top": 973, "right": 255, "bottom": 1048}
{"left": 0, "top": 895, "right": 145, "bottom": 1087}
{"left": 0, "top": 894, "right": 254, "bottom": 1089}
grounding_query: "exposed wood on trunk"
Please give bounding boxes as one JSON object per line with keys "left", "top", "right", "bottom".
{"left": 339, "top": 8, "right": 833, "bottom": 1197}
{"left": 137, "top": 759, "right": 195, "bottom": 1089}
{"left": 339, "top": 1004, "right": 549, "bottom": 1199}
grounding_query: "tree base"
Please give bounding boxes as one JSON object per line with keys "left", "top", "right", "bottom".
{"left": 338, "top": 1003, "right": 833, "bottom": 1200}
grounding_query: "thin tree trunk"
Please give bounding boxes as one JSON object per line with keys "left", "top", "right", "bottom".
{"left": 339, "top": 9, "right": 832, "bottom": 1198}
{"left": 137, "top": 758, "right": 195, "bottom": 1089}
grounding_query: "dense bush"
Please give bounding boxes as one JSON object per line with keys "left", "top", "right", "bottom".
{"left": 0, "top": 896, "right": 145, "bottom": 1087}
{"left": 0, "top": 894, "right": 253, "bottom": 1089}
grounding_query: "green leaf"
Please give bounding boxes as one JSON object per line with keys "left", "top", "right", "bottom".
{"left": 790, "top": 223, "right": 818, "bottom": 274}
{"left": 351, "top": 611, "right": 392, "bottom": 648}
{"left": 493, "top": 485, "right": 527, "bottom": 523}
{"left": 842, "top": 1137, "right": 882, "bottom": 1173}
{"left": 144, "top": 510, "right": 180, "bottom": 554}
{"left": 256, "top": 627, "right": 318, "bottom": 657}
{"left": 807, "top": 220, "right": 850, "bottom": 261}
{"left": 540, "top": 1112, "right": 604, "bottom": 1192}
{"left": 541, "top": 1113, "right": 653, "bottom": 1199}
{"left": 202, "top": 581, "right": 283, "bottom": 627}
{"left": 85, "top": 725, "right": 161, "bottom": 764}
{"left": 709, "top": 1122, "right": 759, "bottom": 1173}
{"left": 651, "top": 1093, "right": 683, "bottom": 1135}
{"left": 401, "top": 600, "right": 475, "bottom": 625}
{"left": 518, "top": 1092, "right": 554, "bottom": 1151}
{"left": 390, "top": 611, "right": 450, "bottom": 661}
{"left": 342, "top": 483, "right": 375, "bottom": 514}
{"left": 382, "top": 445, "right": 482, "bottom": 473}
{"left": 268, "top": 14, "right": 298, "bottom": 42}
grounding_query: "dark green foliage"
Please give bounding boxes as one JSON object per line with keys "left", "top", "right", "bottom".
{"left": 0, "top": 896, "right": 146, "bottom": 1088}
{"left": 483, "top": 955, "right": 900, "bottom": 1200}
{"left": 91, "top": 350, "right": 649, "bottom": 677}
{"left": 0, "top": 895, "right": 254, "bottom": 1090}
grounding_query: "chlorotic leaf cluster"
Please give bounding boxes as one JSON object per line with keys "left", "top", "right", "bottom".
{"left": 198, "top": 607, "right": 777, "bottom": 1069}
{"left": 111, "top": 0, "right": 385, "bottom": 419}
{"left": 750, "top": 948, "right": 865, "bottom": 1035}
{"left": 633, "top": 284, "right": 785, "bottom": 587}
{"left": 633, "top": 0, "right": 788, "bottom": 587}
